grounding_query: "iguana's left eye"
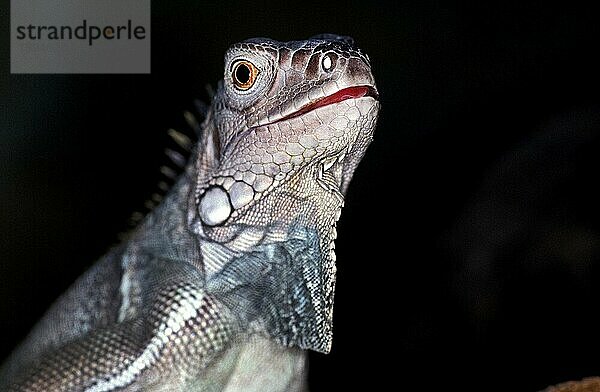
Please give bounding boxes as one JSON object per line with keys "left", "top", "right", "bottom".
{"left": 231, "top": 60, "right": 259, "bottom": 90}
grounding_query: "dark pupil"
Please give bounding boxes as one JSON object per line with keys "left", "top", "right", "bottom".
{"left": 235, "top": 64, "right": 251, "bottom": 84}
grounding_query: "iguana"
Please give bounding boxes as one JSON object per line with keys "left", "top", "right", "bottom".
{"left": 0, "top": 34, "right": 380, "bottom": 391}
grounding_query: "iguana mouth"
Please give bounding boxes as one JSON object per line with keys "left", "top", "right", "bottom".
{"left": 266, "top": 85, "right": 379, "bottom": 125}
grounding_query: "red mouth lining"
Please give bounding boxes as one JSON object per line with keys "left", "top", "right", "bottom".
{"left": 274, "top": 85, "right": 378, "bottom": 124}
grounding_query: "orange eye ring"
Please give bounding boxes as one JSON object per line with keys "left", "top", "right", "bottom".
{"left": 232, "top": 60, "right": 259, "bottom": 90}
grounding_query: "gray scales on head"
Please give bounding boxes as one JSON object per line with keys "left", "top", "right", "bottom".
{"left": 0, "top": 34, "right": 380, "bottom": 391}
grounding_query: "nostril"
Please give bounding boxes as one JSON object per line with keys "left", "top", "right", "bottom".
{"left": 322, "top": 55, "right": 333, "bottom": 71}
{"left": 321, "top": 52, "right": 338, "bottom": 73}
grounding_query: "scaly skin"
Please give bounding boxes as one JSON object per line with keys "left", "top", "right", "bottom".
{"left": 0, "top": 34, "right": 380, "bottom": 391}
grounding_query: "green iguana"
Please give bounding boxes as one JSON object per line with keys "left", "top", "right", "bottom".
{"left": 0, "top": 34, "right": 380, "bottom": 391}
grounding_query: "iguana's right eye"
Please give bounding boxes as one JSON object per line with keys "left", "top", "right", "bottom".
{"left": 231, "top": 60, "right": 259, "bottom": 90}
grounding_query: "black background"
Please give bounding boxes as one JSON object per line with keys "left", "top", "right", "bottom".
{"left": 2, "top": 1, "right": 600, "bottom": 391}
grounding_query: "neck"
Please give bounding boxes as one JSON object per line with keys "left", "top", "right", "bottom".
{"left": 128, "top": 137, "right": 336, "bottom": 353}
{"left": 129, "top": 170, "right": 201, "bottom": 267}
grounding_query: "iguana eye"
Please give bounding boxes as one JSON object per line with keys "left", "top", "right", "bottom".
{"left": 231, "top": 60, "right": 259, "bottom": 90}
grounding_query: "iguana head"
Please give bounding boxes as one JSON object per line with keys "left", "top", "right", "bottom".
{"left": 189, "top": 35, "right": 379, "bottom": 352}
